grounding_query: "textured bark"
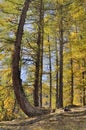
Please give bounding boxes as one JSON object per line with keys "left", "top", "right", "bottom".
{"left": 58, "top": 5, "right": 63, "bottom": 108}
{"left": 69, "top": 42, "right": 74, "bottom": 105}
{"left": 34, "top": 0, "right": 44, "bottom": 107}
{"left": 48, "top": 36, "right": 52, "bottom": 108}
{"left": 33, "top": 14, "right": 41, "bottom": 106}
{"left": 82, "top": 71, "right": 85, "bottom": 106}
{"left": 70, "top": 58, "right": 74, "bottom": 105}
{"left": 34, "top": 39, "right": 40, "bottom": 106}
{"left": 12, "top": 0, "right": 49, "bottom": 117}
{"left": 82, "top": 59, "right": 86, "bottom": 106}
{"left": 39, "top": 0, "right": 44, "bottom": 107}
{"left": 55, "top": 41, "right": 59, "bottom": 108}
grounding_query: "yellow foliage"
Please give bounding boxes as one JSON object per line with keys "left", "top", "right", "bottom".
{"left": 0, "top": 19, "right": 7, "bottom": 26}
{"left": 73, "top": 6, "right": 85, "bottom": 19}
{"left": 1, "top": 68, "right": 11, "bottom": 76}
{"left": 70, "top": 32, "right": 77, "bottom": 39}
{"left": 0, "top": 1, "right": 19, "bottom": 14}
{"left": 0, "top": 113, "right": 4, "bottom": 121}
{"left": 4, "top": 97, "right": 14, "bottom": 108}
{"left": 44, "top": 40, "right": 49, "bottom": 46}
{"left": 0, "top": 54, "right": 5, "bottom": 60}
{"left": 25, "top": 86, "right": 33, "bottom": 94}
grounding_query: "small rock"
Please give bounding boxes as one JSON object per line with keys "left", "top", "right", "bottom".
{"left": 64, "top": 106, "right": 71, "bottom": 112}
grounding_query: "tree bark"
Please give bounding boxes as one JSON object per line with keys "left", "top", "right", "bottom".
{"left": 70, "top": 58, "right": 74, "bottom": 105}
{"left": 12, "top": 0, "right": 49, "bottom": 117}
{"left": 48, "top": 36, "right": 52, "bottom": 108}
{"left": 82, "top": 59, "right": 86, "bottom": 106}
{"left": 69, "top": 41, "right": 74, "bottom": 105}
{"left": 34, "top": 0, "right": 44, "bottom": 107}
{"left": 39, "top": 0, "right": 44, "bottom": 107}
{"left": 58, "top": 5, "right": 64, "bottom": 108}
{"left": 55, "top": 40, "right": 59, "bottom": 108}
{"left": 82, "top": 71, "right": 85, "bottom": 106}
{"left": 34, "top": 34, "right": 40, "bottom": 106}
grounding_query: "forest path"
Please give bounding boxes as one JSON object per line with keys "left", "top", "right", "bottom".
{"left": 0, "top": 106, "right": 86, "bottom": 130}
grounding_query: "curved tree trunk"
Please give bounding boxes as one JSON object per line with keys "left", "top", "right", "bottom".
{"left": 12, "top": 0, "right": 49, "bottom": 117}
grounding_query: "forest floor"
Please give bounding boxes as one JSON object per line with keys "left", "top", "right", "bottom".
{"left": 0, "top": 106, "right": 86, "bottom": 130}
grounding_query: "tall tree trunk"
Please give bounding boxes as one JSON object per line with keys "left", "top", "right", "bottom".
{"left": 70, "top": 58, "right": 74, "bottom": 105}
{"left": 12, "top": 0, "right": 49, "bottom": 117}
{"left": 55, "top": 40, "right": 59, "bottom": 108}
{"left": 39, "top": 0, "right": 44, "bottom": 108}
{"left": 82, "top": 71, "right": 85, "bottom": 106}
{"left": 34, "top": 34, "right": 40, "bottom": 107}
{"left": 48, "top": 36, "right": 52, "bottom": 108}
{"left": 34, "top": 0, "right": 44, "bottom": 107}
{"left": 70, "top": 42, "right": 74, "bottom": 105}
{"left": 82, "top": 59, "right": 86, "bottom": 106}
{"left": 58, "top": 5, "right": 64, "bottom": 108}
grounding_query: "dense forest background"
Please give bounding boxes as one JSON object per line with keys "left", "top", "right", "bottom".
{"left": 0, "top": 0, "right": 86, "bottom": 121}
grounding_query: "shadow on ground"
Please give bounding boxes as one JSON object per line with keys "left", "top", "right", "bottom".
{"left": 0, "top": 106, "right": 86, "bottom": 130}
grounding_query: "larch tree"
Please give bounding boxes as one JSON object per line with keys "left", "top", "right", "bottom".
{"left": 0, "top": 0, "right": 22, "bottom": 120}
{"left": 33, "top": 0, "right": 44, "bottom": 107}
{"left": 56, "top": 2, "right": 64, "bottom": 108}
{"left": 12, "top": 0, "right": 49, "bottom": 117}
